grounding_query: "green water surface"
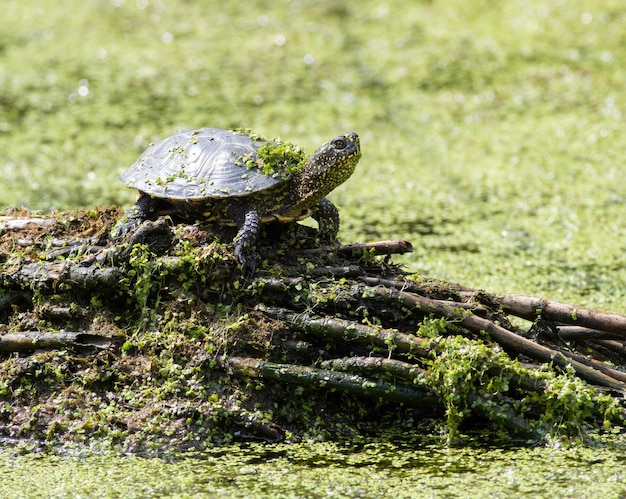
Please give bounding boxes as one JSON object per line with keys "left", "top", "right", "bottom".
{"left": 3, "top": 0, "right": 626, "bottom": 496}
{"left": 2, "top": 440, "right": 626, "bottom": 498}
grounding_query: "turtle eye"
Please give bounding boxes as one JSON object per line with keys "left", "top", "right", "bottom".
{"left": 332, "top": 138, "right": 348, "bottom": 150}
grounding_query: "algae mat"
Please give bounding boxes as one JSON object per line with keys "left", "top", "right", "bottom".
{"left": 3, "top": 0, "right": 626, "bottom": 497}
{"left": 2, "top": 441, "right": 626, "bottom": 498}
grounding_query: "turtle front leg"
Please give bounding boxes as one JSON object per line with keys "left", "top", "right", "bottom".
{"left": 112, "top": 192, "right": 155, "bottom": 239}
{"left": 233, "top": 208, "right": 262, "bottom": 273}
{"left": 312, "top": 197, "right": 340, "bottom": 242}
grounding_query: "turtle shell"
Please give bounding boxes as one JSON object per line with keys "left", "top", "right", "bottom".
{"left": 120, "top": 128, "right": 282, "bottom": 200}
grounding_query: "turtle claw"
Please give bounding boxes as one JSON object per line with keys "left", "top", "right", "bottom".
{"left": 112, "top": 194, "right": 155, "bottom": 240}
{"left": 111, "top": 217, "right": 141, "bottom": 240}
{"left": 234, "top": 244, "right": 257, "bottom": 274}
{"left": 242, "top": 259, "right": 256, "bottom": 275}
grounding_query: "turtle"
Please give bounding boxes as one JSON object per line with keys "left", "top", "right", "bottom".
{"left": 113, "top": 127, "right": 361, "bottom": 271}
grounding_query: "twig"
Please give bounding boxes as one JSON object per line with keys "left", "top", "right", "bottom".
{"left": 592, "top": 339, "right": 626, "bottom": 354}
{"left": 0, "top": 216, "right": 54, "bottom": 231}
{"left": 357, "top": 279, "right": 626, "bottom": 391}
{"left": 555, "top": 326, "right": 625, "bottom": 341}
{"left": 256, "top": 304, "right": 431, "bottom": 358}
{"left": 306, "top": 265, "right": 365, "bottom": 278}
{"left": 0, "top": 331, "right": 115, "bottom": 352}
{"left": 499, "top": 293, "right": 626, "bottom": 336}
{"left": 225, "top": 356, "right": 437, "bottom": 405}
{"left": 556, "top": 349, "right": 626, "bottom": 384}
{"left": 296, "top": 239, "right": 413, "bottom": 257}
{"left": 4, "top": 261, "right": 122, "bottom": 291}
{"left": 319, "top": 356, "right": 428, "bottom": 381}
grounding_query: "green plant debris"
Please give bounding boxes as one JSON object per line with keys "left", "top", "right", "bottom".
{"left": 233, "top": 129, "right": 308, "bottom": 179}
{"left": 424, "top": 334, "right": 622, "bottom": 444}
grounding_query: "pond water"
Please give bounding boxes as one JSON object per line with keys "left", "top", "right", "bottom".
{"left": 2, "top": 440, "right": 626, "bottom": 498}
{"left": 3, "top": 0, "right": 626, "bottom": 497}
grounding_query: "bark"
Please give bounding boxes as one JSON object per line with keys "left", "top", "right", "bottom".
{"left": 499, "top": 293, "right": 626, "bottom": 336}
{"left": 0, "top": 331, "right": 115, "bottom": 352}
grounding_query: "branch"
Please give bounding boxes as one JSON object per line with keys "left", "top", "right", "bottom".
{"left": 256, "top": 304, "right": 431, "bottom": 358}
{"left": 500, "top": 293, "right": 626, "bottom": 336}
{"left": 0, "top": 216, "right": 54, "bottom": 231}
{"left": 358, "top": 279, "right": 626, "bottom": 391}
{"left": 225, "top": 356, "right": 438, "bottom": 406}
{"left": 0, "top": 331, "right": 115, "bottom": 352}
{"left": 319, "top": 356, "right": 427, "bottom": 381}
{"left": 555, "top": 326, "right": 626, "bottom": 341}
{"left": 319, "top": 356, "right": 537, "bottom": 438}
{"left": 4, "top": 261, "right": 122, "bottom": 291}
{"left": 296, "top": 239, "right": 413, "bottom": 257}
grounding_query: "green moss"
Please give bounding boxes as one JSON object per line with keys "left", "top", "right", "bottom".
{"left": 255, "top": 140, "right": 307, "bottom": 178}
{"left": 233, "top": 128, "right": 308, "bottom": 179}
{"left": 424, "top": 333, "right": 621, "bottom": 444}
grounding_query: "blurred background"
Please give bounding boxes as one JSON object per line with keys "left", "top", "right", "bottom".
{"left": 2, "top": 0, "right": 626, "bottom": 308}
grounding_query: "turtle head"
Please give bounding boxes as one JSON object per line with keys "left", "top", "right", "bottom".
{"left": 296, "top": 132, "right": 361, "bottom": 201}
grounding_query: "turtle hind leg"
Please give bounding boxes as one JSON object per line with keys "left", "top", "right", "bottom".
{"left": 112, "top": 192, "right": 156, "bottom": 239}
{"left": 233, "top": 208, "right": 262, "bottom": 273}
{"left": 312, "top": 197, "right": 340, "bottom": 242}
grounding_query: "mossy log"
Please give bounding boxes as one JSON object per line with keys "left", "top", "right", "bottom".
{"left": 1, "top": 208, "right": 625, "bottom": 452}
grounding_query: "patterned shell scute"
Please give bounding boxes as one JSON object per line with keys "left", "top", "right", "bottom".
{"left": 120, "top": 128, "right": 282, "bottom": 200}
